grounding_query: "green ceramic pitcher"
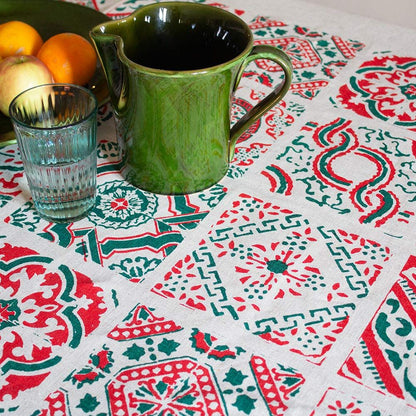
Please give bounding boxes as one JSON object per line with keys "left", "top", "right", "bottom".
{"left": 90, "top": 1, "right": 292, "bottom": 194}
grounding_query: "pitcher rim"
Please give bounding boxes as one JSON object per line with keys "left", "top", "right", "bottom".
{"left": 89, "top": 1, "right": 254, "bottom": 76}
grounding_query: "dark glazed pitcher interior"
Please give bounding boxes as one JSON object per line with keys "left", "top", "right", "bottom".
{"left": 123, "top": 7, "right": 250, "bottom": 71}
{"left": 90, "top": 2, "right": 292, "bottom": 194}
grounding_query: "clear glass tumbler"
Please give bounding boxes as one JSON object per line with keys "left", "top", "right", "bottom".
{"left": 9, "top": 83, "right": 98, "bottom": 223}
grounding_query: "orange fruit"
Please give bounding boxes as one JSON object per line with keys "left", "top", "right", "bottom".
{"left": 37, "top": 32, "right": 97, "bottom": 86}
{"left": 0, "top": 20, "right": 43, "bottom": 57}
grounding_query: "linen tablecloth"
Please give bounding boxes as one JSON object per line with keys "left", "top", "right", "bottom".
{"left": 1, "top": 0, "right": 416, "bottom": 414}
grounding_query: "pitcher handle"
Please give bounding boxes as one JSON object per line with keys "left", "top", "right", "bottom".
{"left": 229, "top": 45, "right": 293, "bottom": 161}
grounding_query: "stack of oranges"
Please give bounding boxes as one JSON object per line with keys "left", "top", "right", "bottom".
{"left": 0, "top": 20, "right": 97, "bottom": 86}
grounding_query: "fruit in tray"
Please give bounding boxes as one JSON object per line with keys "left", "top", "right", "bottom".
{"left": 0, "top": 20, "right": 43, "bottom": 57}
{"left": 0, "top": 20, "right": 97, "bottom": 116}
{"left": 0, "top": 55, "right": 54, "bottom": 116}
{"left": 37, "top": 32, "right": 97, "bottom": 85}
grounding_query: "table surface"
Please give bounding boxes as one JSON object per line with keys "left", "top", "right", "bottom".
{"left": 1, "top": 0, "right": 416, "bottom": 415}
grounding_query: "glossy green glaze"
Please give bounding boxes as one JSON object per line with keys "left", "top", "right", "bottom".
{"left": 90, "top": 1, "right": 292, "bottom": 194}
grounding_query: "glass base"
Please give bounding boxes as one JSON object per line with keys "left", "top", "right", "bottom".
{"left": 34, "top": 200, "right": 95, "bottom": 223}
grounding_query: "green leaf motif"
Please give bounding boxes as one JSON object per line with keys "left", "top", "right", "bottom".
{"left": 317, "top": 40, "right": 329, "bottom": 47}
{"left": 301, "top": 71, "right": 315, "bottom": 80}
{"left": 324, "top": 50, "right": 337, "bottom": 58}
{"left": 123, "top": 344, "right": 146, "bottom": 361}
{"left": 395, "top": 317, "right": 412, "bottom": 337}
{"left": 386, "top": 298, "right": 400, "bottom": 313}
{"left": 274, "top": 28, "right": 287, "bottom": 36}
{"left": 404, "top": 367, "right": 416, "bottom": 400}
{"left": 285, "top": 376, "right": 301, "bottom": 387}
{"left": 376, "top": 312, "right": 394, "bottom": 347}
{"left": 385, "top": 349, "right": 402, "bottom": 370}
{"left": 176, "top": 393, "right": 196, "bottom": 405}
{"left": 158, "top": 338, "right": 180, "bottom": 356}
{"left": 155, "top": 380, "right": 168, "bottom": 395}
{"left": 224, "top": 368, "right": 248, "bottom": 386}
{"left": 137, "top": 403, "right": 155, "bottom": 413}
{"left": 76, "top": 393, "right": 99, "bottom": 412}
{"left": 233, "top": 394, "right": 257, "bottom": 414}
{"left": 255, "top": 29, "right": 267, "bottom": 37}
{"left": 138, "top": 307, "right": 151, "bottom": 321}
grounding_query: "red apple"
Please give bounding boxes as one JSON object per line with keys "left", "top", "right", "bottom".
{"left": 0, "top": 54, "right": 54, "bottom": 116}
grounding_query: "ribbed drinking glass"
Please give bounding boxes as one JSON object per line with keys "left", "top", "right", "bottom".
{"left": 9, "top": 83, "right": 98, "bottom": 222}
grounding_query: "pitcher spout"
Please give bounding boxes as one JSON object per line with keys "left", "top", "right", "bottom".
{"left": 89, "top": 26, "right": 128, "bottom": 114}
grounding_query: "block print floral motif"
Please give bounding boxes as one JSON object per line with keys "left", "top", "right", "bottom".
{"left": 152, "top": 193, "right": 391, "bottom": 364}
{"left": 0, "top": 145, "right": 23, "bottom": 208}
{"left": 250, "top": 355, "right": 305, "bottom": 414}
{"left": 107, "top": 305, "right": 183, "bottom": 341}
{"left": 107, "top": 306, "right": 245, "bottom": 364}
{"left": 336, "top": 54, "right": 416, "bottom": 132}
{"left": 97, "top": 138, "right": 121, "bottom": 170}
{"left": 4, "top": 179, "right": 228, "bottom": 281}
{"left": 204, "top": 1, "right": 246, "bottom": 17}
{"left": 93, "top": 0, "right": 140, "bottom": 17}
{"left": 190, "top": 328, "right": 246, "bottom": 360}
{"left": 0, "top": 241, "right": 107, "bottom": 403}
{"left": 65, "top": 0, "right": 109, "bottom": 11}
{"left": 262, "top": 116, "right": 416, "bottom": 237}
{"left": 53, "top": 307, "right": 305, "bottom": 415}
{"left": 65, "top": 346, "right": 114, "bottom": 388}
{"left": 36, "top": 389, "right": 69, "bottom": 416}
{"left": 89, "top": 180, "right": 158, "bottom": 228}
{"left": 62, "top": 306, "right": 187, "bottom": 394}
{"left": 229, "top": 94, "right": 299, "bottom": 179}
{"left": 4, "top": 180, "right": 185, "bottom": 279}
{"left": 97, "top": 101, "right": 114, "bottom": 125}
{"left": 107, "top": 358, "right": 227, "bottom": 415}
{"left": 229, "top": 96, "right": 264, "bottom": 180}
{"left": 311, "top": 387, "right": 392, "bottom": 416}
{"left": 339, "top": 255, "right": 416, "bottom": 407}
{"left": 247, "top": 16, "right": 365, "bottom": 99}
{"left": 231, "top": 226, "right": 387, "bottom": 307}
{"left": 312, "top": 118, "right": 398, "bottom": 227}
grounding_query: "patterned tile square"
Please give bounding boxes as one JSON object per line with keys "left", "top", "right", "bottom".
{"left": 150, "top": 192, "right": 392, "bottom": 364}
{"left": 339, "top": 255, "right": 416, "bottom": 408}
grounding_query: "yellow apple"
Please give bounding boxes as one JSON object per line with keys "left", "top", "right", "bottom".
{"left": 0, "top": 55, "right": 54, "bottom": 116}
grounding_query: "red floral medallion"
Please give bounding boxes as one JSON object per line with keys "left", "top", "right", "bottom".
{"left": 107, "top": 358, "right": 226, "bottom": 415}
{"left": 0, "top": 242, "right": 106, "bottom": 400}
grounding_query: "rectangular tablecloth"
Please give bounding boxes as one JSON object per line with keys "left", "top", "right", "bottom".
{"left": 1, "top": 0, "right": 416, "bottom": 415}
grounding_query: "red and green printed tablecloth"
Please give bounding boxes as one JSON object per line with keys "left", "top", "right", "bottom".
{"left": 1, "top": 0, "right": 416, "bottom": 414}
